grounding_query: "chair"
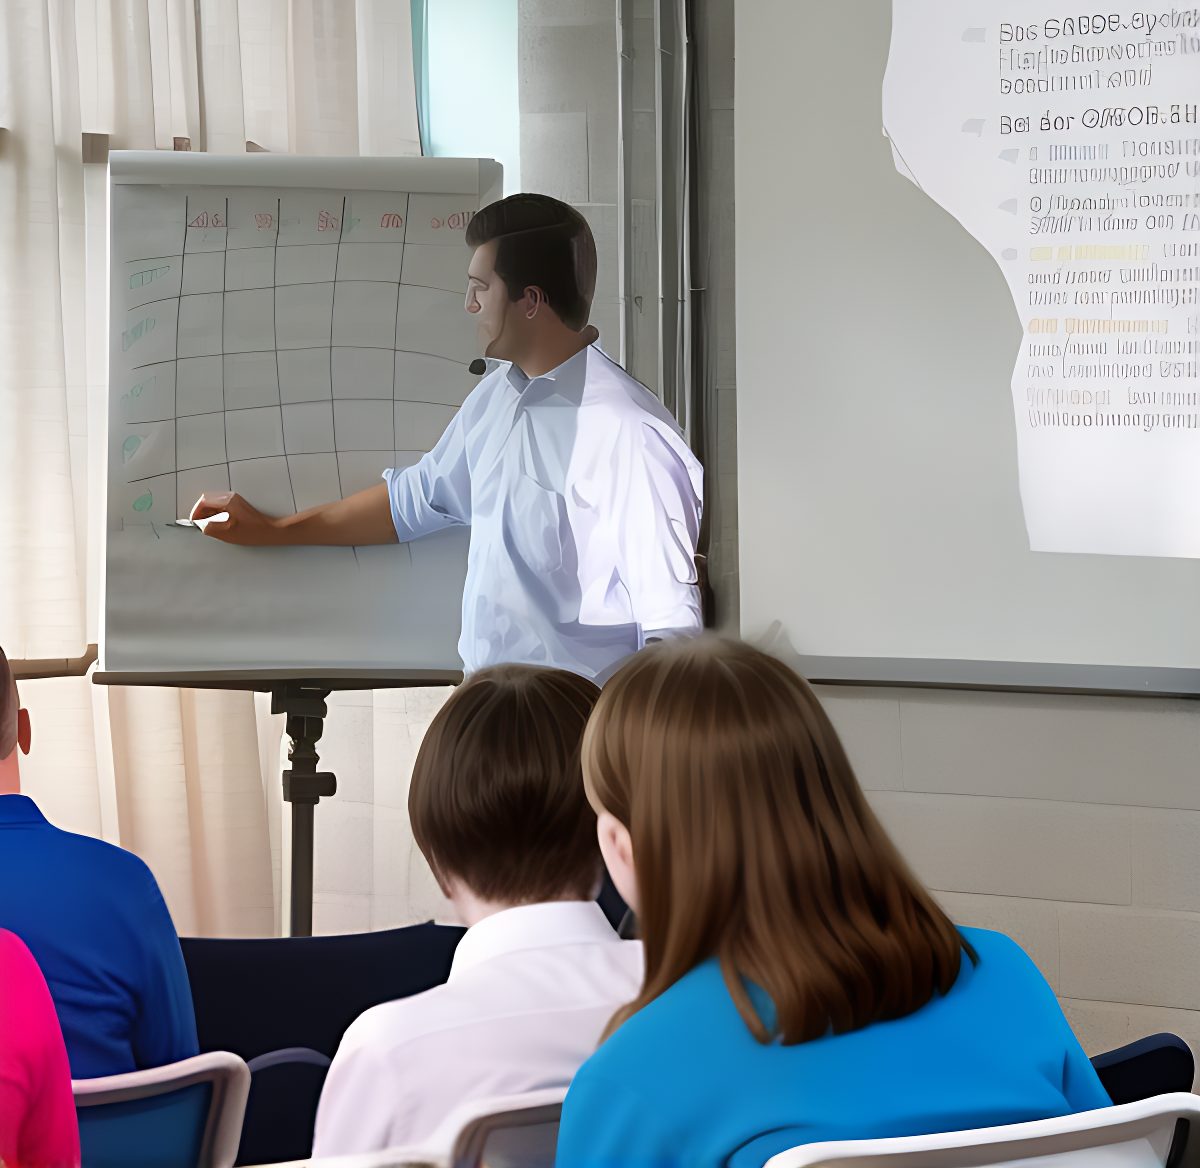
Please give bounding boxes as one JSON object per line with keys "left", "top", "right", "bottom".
{"left": 181, "top": 923, "right": 464, "bottom": 1164}
{"left": 1093, "top": 1034, "right": 1195, "bottom": 1104}
{"left": 73, "top": 1050, "right": 250, "bottom": 1168}
{"left": 763, "top": 1091, "right": 1200, "bottom": 1168}
{"left": 433, "top": 1086, "right": 567, "bottom": 1168}
{"left": 246, "top": 1087, "right": 566, "bottom": 1168}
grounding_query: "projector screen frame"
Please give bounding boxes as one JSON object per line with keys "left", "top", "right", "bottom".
{"left": 733, "top": 0, "right": 1200, "bottom": 697}
{"left": 796, "top": 657, "right": 1200, "bottom": 699}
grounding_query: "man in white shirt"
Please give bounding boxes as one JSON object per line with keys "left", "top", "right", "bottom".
{"left": 192, "top": 194, "right": 703, "bottom": 681}
{"left": 311, "top": 664, "right": 643, "bottom": 1155}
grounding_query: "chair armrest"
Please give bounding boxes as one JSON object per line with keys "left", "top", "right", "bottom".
{"left": 246, "top": 1046, "right": 333, "bottom": 1074}
{"left": 73, "top": 1050, "right": 250, "bottom": 1105}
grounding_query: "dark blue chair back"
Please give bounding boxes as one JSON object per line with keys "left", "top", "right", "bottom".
{"left": 181, "top": 922, "right": 464, "bottom": 1165}
{"left": 1092, "top": 1033, "right": 1195, "bottom": 1104}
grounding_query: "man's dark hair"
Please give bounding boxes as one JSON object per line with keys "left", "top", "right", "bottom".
{"left": 465, "top": 194, "right": 597, "bottom": 330}
{"left": 0, "top": 647, "right": 18, "bottom": 761}
{"left": 409, "top": 665, "right": 602, "bottom": 904}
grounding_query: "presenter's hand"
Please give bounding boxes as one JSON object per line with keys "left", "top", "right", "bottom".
{"left": 190, "top": 492, "right": 282, "bottom": 546}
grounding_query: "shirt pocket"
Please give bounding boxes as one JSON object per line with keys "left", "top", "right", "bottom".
{"left": 506, "top": 470, "right": 570, "bottom": 575}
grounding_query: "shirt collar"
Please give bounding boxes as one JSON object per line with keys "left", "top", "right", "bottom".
{"left": 504, "top": 344, "right": 591, "bottom": 397}
{"left": 0, "top": 794, "right": 48, "bottom": 826}
{"left": 449, "top": 901, "right": 620, "bottom": 979}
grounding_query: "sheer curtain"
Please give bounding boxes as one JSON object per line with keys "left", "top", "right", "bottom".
{"left": 0, "top": 0, "right": 444, "bottom": 937}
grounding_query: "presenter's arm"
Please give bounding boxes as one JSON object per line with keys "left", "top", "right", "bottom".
{"left": 192, "top": 401, "right": 473, "bottom": 547}
{"left": 192, "top": 483, "right": 397, "bottom": 547}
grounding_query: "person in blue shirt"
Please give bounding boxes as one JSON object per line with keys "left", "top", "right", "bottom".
{"left": 556, "top": 637, "right": 1111, "bottom": 1168}
{"left": 0, "top": 647, "right": 199, "bottom": 1080}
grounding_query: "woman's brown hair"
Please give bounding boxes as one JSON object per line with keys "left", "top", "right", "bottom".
{"left": 410, "top": 665, "right": 602, "bottom": 904}
{"left": 584, "top": 637, "right": 975, "bottom": 1044}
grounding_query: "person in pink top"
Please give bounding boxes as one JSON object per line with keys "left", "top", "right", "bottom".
{"left": 0, "top": 928, "right": 80, "bottom": 1168}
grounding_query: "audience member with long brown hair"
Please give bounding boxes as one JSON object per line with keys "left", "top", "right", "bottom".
{"left": 556, "top": 638, "right": 1109, "bottom": 1168}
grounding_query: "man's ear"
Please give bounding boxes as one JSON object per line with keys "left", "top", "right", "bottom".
{"left": 522, "top": 285, "right": 545, "bottom": 319}
{"left": 16, "top": 708, "right": 30, "bottom": 755}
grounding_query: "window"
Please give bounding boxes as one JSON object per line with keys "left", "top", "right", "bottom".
{"left": 415, "top": 0, "right": 521, "bottom": 193}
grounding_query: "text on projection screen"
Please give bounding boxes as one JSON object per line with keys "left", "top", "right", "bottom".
{"left": 883, "top": 3, "right": 1200, "bottom": 558}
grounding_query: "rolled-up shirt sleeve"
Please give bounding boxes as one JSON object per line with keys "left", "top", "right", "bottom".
{"left": 382, "top": 408, "right": 472, "bottom": 542}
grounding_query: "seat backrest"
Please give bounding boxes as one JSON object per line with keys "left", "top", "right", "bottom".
{"left": 1092, "top": 1034, "right": 1196, "bottom": 1105}
{"left": 180, "top": 924, "right": 465, "bottom": 1062}
{"left": 74, "top": 1051, "right": 250, "bottom": 1168}
{"left": 181, "top": 925, "right": 463, "bottom": 1165}
{"left": 239, "top": 1048, "right": 333, "bottom": 1166}
{"left": 454, "top": 1112, "right": 561, "bottom": 1168}
{"left": 422, "top": 1088, "right": 567, "bottom": 1168}
{"left": 763, "top": 1093, "right": 1200, "bottom": 1168}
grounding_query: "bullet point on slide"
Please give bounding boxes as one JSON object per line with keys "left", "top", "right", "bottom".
{"left": 1002, "top": 249, "right": 1019, "bottom": 261}
{"left": 962, "top": 119, "right": 986, "bottom": 136}
{"left": 999, "top": 149, "right": 1020, "bottom": 163}
{"left": 962, "top": 27, "right": 987, "bottom": 42}
{"left": 999, "top": 199, "right": 1019, "bottom": 215}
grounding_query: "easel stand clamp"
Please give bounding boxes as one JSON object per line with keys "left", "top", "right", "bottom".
{"left": 272, "top": 682, "right": 338, "bottom": 938}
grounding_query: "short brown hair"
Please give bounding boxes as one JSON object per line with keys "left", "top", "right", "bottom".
{"left": 465, "top": 194, "right": 597, "bottom": 330}
{"left": 584, "top": 637, "right": 976, "bottom": 1044}
{"left": 0, "top": 648, "right": 17, "bottom": 761}
{"left": 409, "top": 665, "right": 602, "bottom": 903}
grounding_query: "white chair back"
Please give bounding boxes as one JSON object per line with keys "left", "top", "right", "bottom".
{"left": 246, "top": 1087, "right": 567, "bottom": 1168}
{"left": 436, "top": 1086, "right": 567, "bottom": 1168}
{"left": 764, "top": 1092, "right": 1200, "bottom": 1168}
{"left": 73, "top": 1050, "right": 250, "bottom": 1168}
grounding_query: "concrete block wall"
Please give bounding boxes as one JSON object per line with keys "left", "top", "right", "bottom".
{"left": 308, "top": 686, "right": 454, "bottom": 935}
{"left": 812, "top": 685, "right": 1200, "bottom": 1077}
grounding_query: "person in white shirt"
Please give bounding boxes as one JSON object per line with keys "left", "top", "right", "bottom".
{"left": 192, "top": 193, "right": 703, "bottom": 681}
{"left": 311, "top": 663, "right": 643, "bottom": 1155}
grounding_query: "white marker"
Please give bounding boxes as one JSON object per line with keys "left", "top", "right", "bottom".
{"left": 168, "top": 512, "right": 230, "bottom": 532}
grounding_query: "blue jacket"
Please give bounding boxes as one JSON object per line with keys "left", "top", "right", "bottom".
{"left": 0, "top": 795, "right": 198, "bottom": 1079}
{"left": 557, "top": 927, "right": 1109, "bottom": 1168}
